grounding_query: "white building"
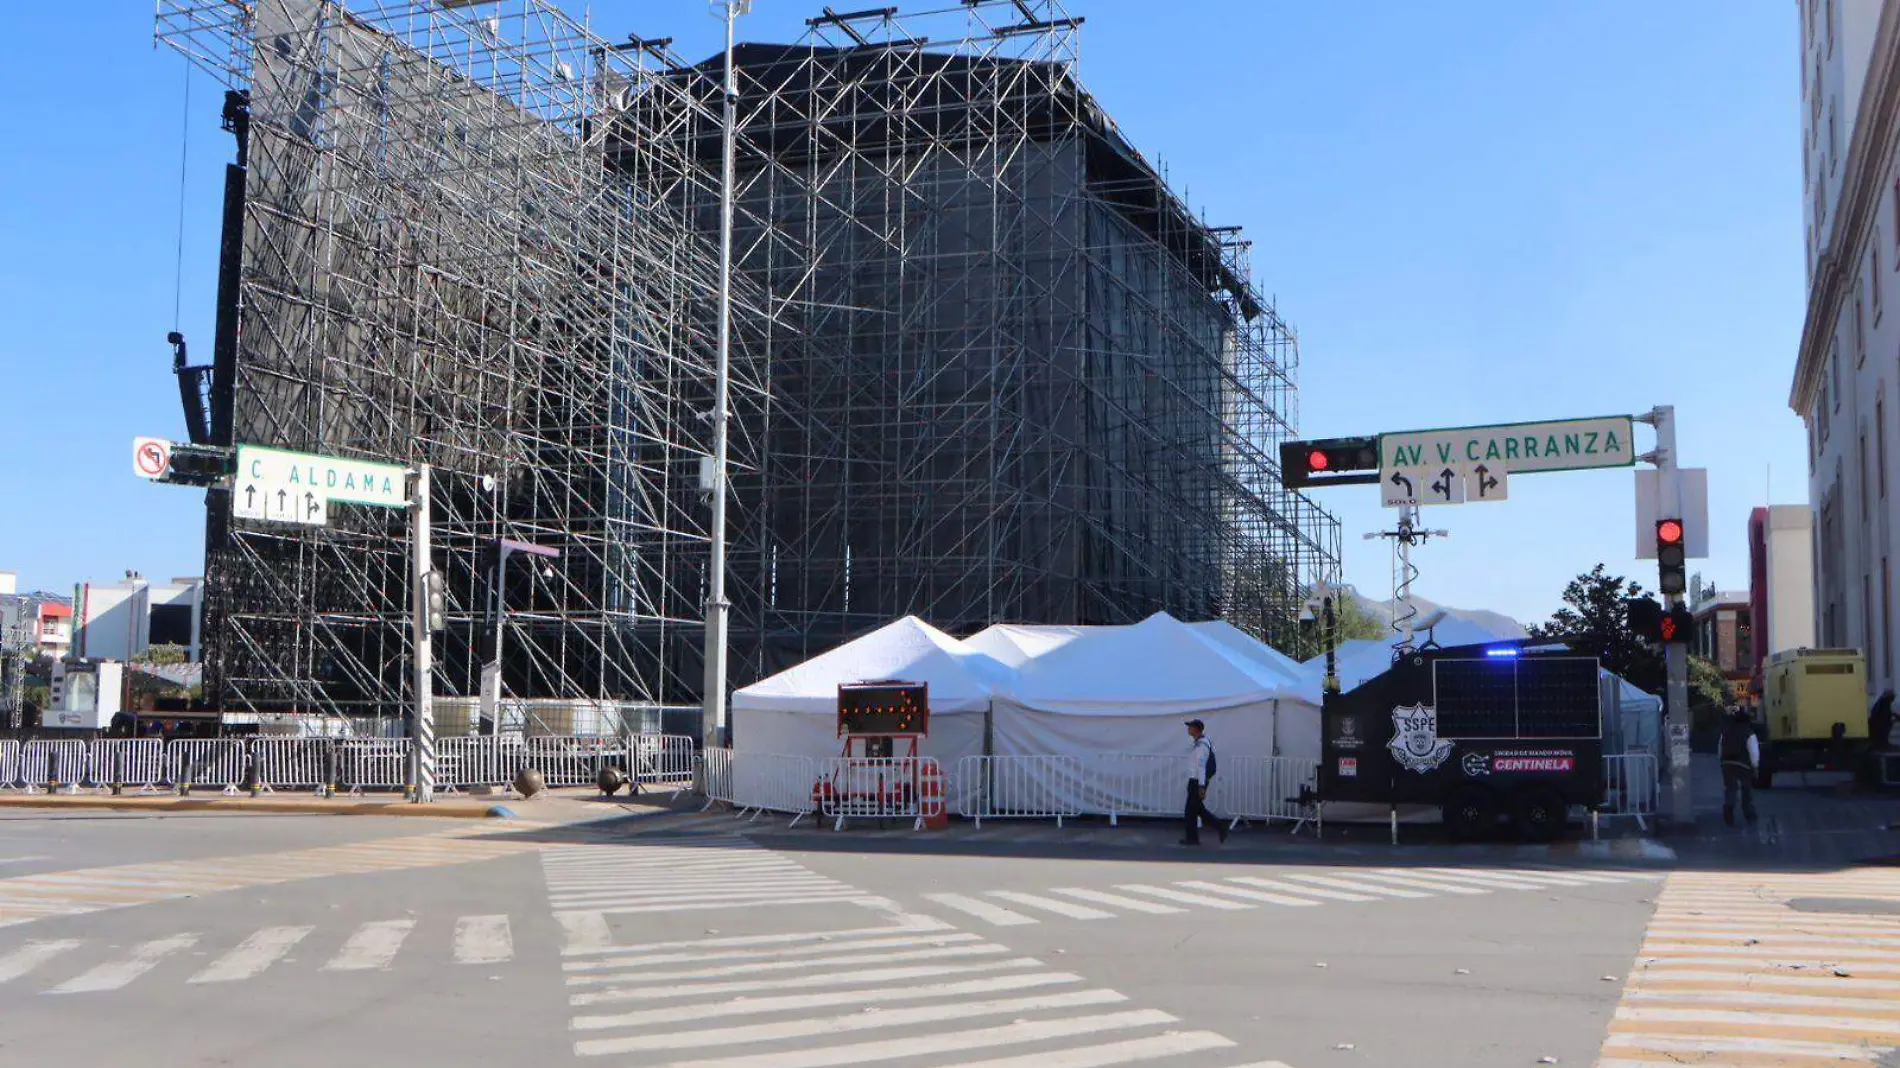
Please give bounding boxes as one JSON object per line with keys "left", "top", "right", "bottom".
{"left": 1790, "top": 0, "right": 1900, "bottom": 689}
{"left": 74, "top": 574, "right": 203, "bottom": 663}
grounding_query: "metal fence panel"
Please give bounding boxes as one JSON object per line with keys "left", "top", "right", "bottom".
{"left": 1603, "top": 752, "right": 1658, "bottom": 820}
{"left": 338, "top": 739, "right": 411, "bottom": 792}
{"left": 88, "top": 739, "right": 166, "bottom": 790}
{"left": 0, "top": 740, "right": 18, "bottom": 790}
{"left": 1083, "top": 753, "right": 1182, "bottom": 823}
{"left": 633, "top": 734, "right": 696, "bottom": 786}
{"left": 814, "top": 757, "right": 941, "bottom": 829}
{"left": 956, "top": 755, "right": 1083, "bottom": 826}
{"left": 731, "top": 752, "right": 818, "bottom": 818}
{"left": 253, "top": 738, "right": 331, "bottom": 791}
{"left": 527, "top": 736, "right": 625, "bottom": 787}
{"left": 167, "top": 739, "right": 247, "bottom": 791}
{"left": 701, "top": 746, "right": 734, "bottom": 806}
{"left": 438, "top": 736, "right": 525, "bottom": 791}
{"left": 1217, "top": 756, "right": 1320, "bottom": 823}
{"left": 21, "top": 740, "right": 89, "bottom": 791}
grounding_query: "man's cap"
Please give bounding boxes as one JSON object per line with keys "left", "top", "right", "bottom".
{"left": 1184, "top": 719, "right": 1205, "bottom": 729}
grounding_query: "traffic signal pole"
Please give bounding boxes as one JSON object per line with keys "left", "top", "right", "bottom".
{"left": 1645, "top": 405, "right": 1693, "bottom": 829}
{"left": 411, "top": 464, "right": 436, "bottom": 804}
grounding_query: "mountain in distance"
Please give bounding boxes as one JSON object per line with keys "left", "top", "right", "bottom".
{"left": 1344, "top": 588, "right": 1528, "bottom": 641}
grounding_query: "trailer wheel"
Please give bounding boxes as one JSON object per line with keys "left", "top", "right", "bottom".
{"left": 1511, "top": 785, "right": 1567, "bottom": 843}
{"left": 1443, "top": 786, "right": 1498, "bottom": 842}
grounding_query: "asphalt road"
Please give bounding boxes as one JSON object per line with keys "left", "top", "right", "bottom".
{"left": 0, "top": 807, "right": 1680, "bottom": 1068}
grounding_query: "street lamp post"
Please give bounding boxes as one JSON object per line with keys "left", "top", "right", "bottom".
{"left": 704, "top": 0, "right": 749, "bottom": 751}
{"left": 478, "top": 537, "right": 561, "bottom": 736}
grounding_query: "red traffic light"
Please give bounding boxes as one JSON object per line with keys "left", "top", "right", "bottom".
{"left": 1308, "top": 450, "right": 1330, "bottom": 472}
{"left": 1657, "top": 519, "right": 1684, "bottom": 545}
{"left": 1659, "top": 614, "right": 1679, "bottom": 641}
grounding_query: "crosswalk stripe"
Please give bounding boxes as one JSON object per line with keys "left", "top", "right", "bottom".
{"left": 1378, "top": 868, "right": 1548, "bottom": 890}
{"left": 925, "top": 892, "right": 1039, "bottom": 925}
{"left": 940, "top": 1031, "right": 1240, "bottom": 1068}
{"left": 568, "top": 957, "right": 1046, "bottom": 1007}
{"left": 1115, "top": 884, "right": 1252, "bottom": 910}
{"left": 1226, "top": 876, "right": 1373, "bottom": 903}
{"left": 1350, "top": 872, "right": 1489, "bottom": 895}
{"left": 1047, "top": 888, "right": 1185, "bottom": 914}
{"left": 571, "top": 970, "right": 1085, "bottom": 1031}
{"left": 323, "top": 919, "right": 415, "bottom": 972}
{"left": 567, "top": 943, "right": 1011, "bottom": 987}
{"left": 0, "top": 940, "right": 79, "bottom": 983}
{"left": 988, "top": 890, "right": 1114, "bottom": 920}
{"left": 1520, "top": 866, "right": 1653, "bottom": 884}
{"left": 565, "top": 894, "right": 878, "bottom": 915}
{"left": 1281, "top": 873, "right": 1432, "bottom": 899}
{"left": 1601, "top": 1032, "right": 1890, "bottom": 1059}
{"left": 574, "top": 988, "right": 1130, "bottom": 1055}
{"left": 1422, "top": 867, "right": 1595, "bottom": 888}
{"left": 1626, "top": 988, "right": 1900, "bottom": 1010}
{"left": 453, "top": 915, "right": 513, "bottom": 965}
{"left": 561, "top": 920, "right": 951, "bottom": 958}
{"left": 630, "top": 1008, "right": 1179, "bottom": 1068}
{"left": 556, "top": 912, "right": 614, "bottom": 954}
{"left": 563, "top": 933, "right": 983, "bottom": 973}
{"left": 1613, "top": 1004, "right": 1900, "bottom": 1036}
{"left": 48, "top": 934, "right": 197, "bottom": 994}
{"left": 189, "top": 926, "right": 311, "bottom": 983}
{"left": 1175, "top": 880, "right": 1320, "bottom": 908}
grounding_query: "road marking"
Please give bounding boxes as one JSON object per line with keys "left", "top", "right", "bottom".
{"left": 566, "top": 943, "right": 1011, "bottom": 987}
{"left": 629, "top": 1008, "right": 1179, "bottom": 1068}
{"left": 1377, "top": 868, "right": 1548, "bottom": 891}
{"left": 1174, "top": 880, "right": 1320, "bottom": 908}
{"left": 942, "top": 1031, "right": 1241, "bottom": 1067}
{"left": 1225, "top": 876, "right": 1373, "bottom": 903}
{"left": 560, "top": 919, "right": 953, "bottom": 958}
{"left": 563, "top": 932, "right": 982, "bottom": 973}
{"left": 1600, "top": 1032, "right": 1890, "bottom": 1059}
{"left": 453, "top": 914, "right": 513, "bottom": 965}
{"left": 1421, "top": 867, "right": 1596, "bottom": 888}
{"left": 189, "top": 925, "right": 311, "bottom": 983}
{"left": 568, "top": 958, "right": 1047, "bottom": 1007}
{"left": 1047, "top": 887, "right": 1186, "bottom": 914}
{"left": 47, "top": 934, "right": 197, "bottom": 994}
{"left": 1114, "top": 884, "right": 1252, "bottom": 910}
{"left": 574, "top": 989, "right": 1130, "bottom": 1055}
{"left": 556, "top": 911, "right": 613, "bottom": 954}
{"left": 925, "top": 892, "right": 1039, "bottom": 925}
{"left": 0, "top": 940, "right": 79, "bottom": 983}
{"left": 323, "top": 919, "right": 415, "bottom": 971}
{"left": 570, "top": 970, "right": 1085, "bottom": 1031}
{"left": 1351, "top": 871, "right": 1489, "bottom": 895}
{"left": 1281, "top": 873, "right": 1432, "bottom": 899}
{"left": 987, "top": 890, "right": 1114, "bottom": 920}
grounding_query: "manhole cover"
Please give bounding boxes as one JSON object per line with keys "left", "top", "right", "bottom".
{"left": 1787, "top": 897, "right": 1900, "bottom": 916}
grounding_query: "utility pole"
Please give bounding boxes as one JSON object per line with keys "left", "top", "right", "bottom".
{"left": 411, "top": 464, "right": 435, "bottom": 804}
{"left": 703, "top": 0, "right": 750, "bottom": 751}
{"left": 1643, "top": 405, "right": 1693, "bottom": 828}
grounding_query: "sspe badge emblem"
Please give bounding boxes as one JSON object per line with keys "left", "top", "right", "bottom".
{"left": 1387, "top": 703, "right": 1454, "bottom": 773}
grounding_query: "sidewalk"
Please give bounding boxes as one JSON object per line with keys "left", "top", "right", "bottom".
{"left": 0, "top": 784, "right": 688, "bottom": 824}
{"left": 1662, "top": 752, "right": 1900, "bottom": 869}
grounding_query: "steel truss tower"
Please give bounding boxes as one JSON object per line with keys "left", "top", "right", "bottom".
{"left": 156, "top": 0, "right": 1341, "bottom": 729}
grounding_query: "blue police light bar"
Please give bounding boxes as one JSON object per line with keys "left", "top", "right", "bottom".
{"left": 1485, "top": 647, "right": 1520, "bottom": 658}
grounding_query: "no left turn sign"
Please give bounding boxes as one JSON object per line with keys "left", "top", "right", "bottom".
{"left": 133, "top": 436, "right": 172, "bottom": 480}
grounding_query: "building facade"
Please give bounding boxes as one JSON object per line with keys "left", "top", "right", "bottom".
{"left": 1690, "top": 588, "right": 1755, "bottom": 691}
{"left": 1749, "top": 505, "right": 1819, "bottom": 675}
{"left": 73, "top": 574, "right": 204, "bottom": 663}
{"left": 1790, "top": 0, "right": 1900, "bottom": 692}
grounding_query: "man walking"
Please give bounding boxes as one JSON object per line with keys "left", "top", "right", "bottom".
{"left": 1718, "top": 704, "right": 1759, "bottom": 827}
{"left": 1181, "top": 719, "right": 1227, "bottom": 845}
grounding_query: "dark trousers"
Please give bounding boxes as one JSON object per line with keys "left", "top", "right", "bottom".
{"left": 1721, "top": 762, "right": 1757, "bottom": 823}
{"left": 1183, "top": 779, "right": 1220, "bottom": 842}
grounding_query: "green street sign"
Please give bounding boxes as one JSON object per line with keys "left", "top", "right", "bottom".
{"left": 1380, "top": 415, "right": 1636, "bottom": 476}
{"left": 232, "top": 445, "right": 409, "bottom": 526}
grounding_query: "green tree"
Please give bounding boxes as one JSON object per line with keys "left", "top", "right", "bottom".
{"left": 1527, "top": 564, "right": 1662, "bottom": 691}
{"left": 134, "top": 644, "right": 189, "bottom": 666}
{"left": 1333, "top": 594, "right": 1390, "bottom": 642}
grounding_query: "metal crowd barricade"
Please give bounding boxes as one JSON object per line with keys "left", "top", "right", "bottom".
{"left": 1600, "top": 751, "right": 1659, "bottom": 833}
{"left": 0, "top": 739, "right": 19, "bottom": 791}
{"left": 437, "top": 736, "right": 524, "bottom": 793}
{"left": 731, "top": 751, "right": 819, "bottom": 825}
{"left": 166, "top": 738, "right": 247, "bottom": 794}
{"left": 22, "top": 740, "right": 89, "bottom": 794}
{"left": 88, "top": 739, "right": 165, "bottom": 792}
{"left": 1216, "top": 755, "right": 1321, "bottom": 826}
{"left": 1083, "top": 753, "right": 1182, "bottom": 825}
{"left": 633, "top": 733, "right": 696, "bottom": 786}
{"left": 527, "top": 736, "right": 623, "bottom": 787}
{"left": 253, "top": 738, "right": 330, "bottom": 793}
{"left": 813, "top": 756, "right": 941, "bottom": 831}
{"left": 700, "top": 746, "right": 735, "bottom": 808}
{"left": 956, "top": 755, "right": 1083, "bottom": 828}
{"left": 338, "top": 739, "right": 411, "bottom": 794}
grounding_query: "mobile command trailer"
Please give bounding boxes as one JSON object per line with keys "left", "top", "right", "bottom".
{"left": 1758, "top": 647, "right": 1868, "bottom": 787}
{"left": 1319, "top": 643, "right": 1604, "bottom": 842}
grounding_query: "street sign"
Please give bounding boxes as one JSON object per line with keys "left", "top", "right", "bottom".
{"left": 1382, "top": 467, "right": 1424, "bottom": 508}
{"left": 232, "top": 445, "right": 409, "bottom": 528}
{"left": 1423, "top": 466, "right": 1467, "bottom": 506}
{"left": 1381, "top": 415, "right": 1636, "bottom": 477}
{"left": 1469, "top": 463, "right": 1507, "bottom": 502}
{"left": 133, "top": 437, "right": 172, "bottom": 480}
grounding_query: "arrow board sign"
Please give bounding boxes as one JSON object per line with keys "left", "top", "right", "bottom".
{"left": 231, "top": 445, "right": 409, "bottom": 528}
{"left": 1381, "top": 415, "right": 1635, "bottom": 476}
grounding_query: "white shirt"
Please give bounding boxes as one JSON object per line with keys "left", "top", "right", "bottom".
{"left": 1187, "top": 737, "right": 1212, "bottom": 783}
{"left": 1746, "top": 734, "right": 1760, "bottom": 769}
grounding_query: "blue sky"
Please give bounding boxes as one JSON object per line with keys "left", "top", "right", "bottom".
{"left": 0, "top": 2, "right": 1804, "bottom": 628}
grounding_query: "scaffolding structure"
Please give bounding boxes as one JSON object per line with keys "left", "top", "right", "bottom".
{"left": 155, "top": 0, "right": 1340, "bottom": 727}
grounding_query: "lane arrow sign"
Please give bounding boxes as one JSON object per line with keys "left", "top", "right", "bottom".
{"left": 1476, "top": 464, "right": 1499, "bottom": 497}
{"left": 1431, "top": 467, "right": 1456, "bottom": 500}
{"left": 244, "top": 485, "right": 256, "bottom": 510}
{"left": 1389, "top": 470, "right": 1414, "bottom": 498}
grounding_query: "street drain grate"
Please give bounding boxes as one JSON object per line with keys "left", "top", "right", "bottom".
{"left": 1787, "top": 897, "right": 1900, "bottom": 916}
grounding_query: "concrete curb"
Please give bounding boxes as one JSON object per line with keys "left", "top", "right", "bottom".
{"left": 0, "top": 795, "right": 503, "bottom": 818}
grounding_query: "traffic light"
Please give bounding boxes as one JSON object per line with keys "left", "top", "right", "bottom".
{"left": 1280, "top": 436, "right": 1380, "bottom": 489}
{"left": 1626, "top": 597, "right": 1662, "bottom": 641}
{"left": 424, "top": 571, "right": 447, "bottom": 633}
{"left": 1659, "top": 606, "right": 1693, "bottom": 645}
{"left": 164, "top": 444, "right": 233, "bottom": 487}
{"left": 1655, "top": 518, "right": 1687, "bottom": 597}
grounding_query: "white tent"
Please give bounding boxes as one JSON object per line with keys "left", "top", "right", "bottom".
{"left": 1294, "top": 616, "right": 1521, "bottom": 701}
{"left": 964, "top": 623, "right": 1092, "bottom": 669}
{"left": 731, "top": 616, "right": 1011, "bottom": 764}
{"left": 1185, "top": 620, "right": 1303, "bottom": 684}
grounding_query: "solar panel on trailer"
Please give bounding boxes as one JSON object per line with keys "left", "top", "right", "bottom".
{"left": 1434, "top": 659, "right": 1516, "bottom": 737}
{"left": 1515, "top": 658, "right": 1600, "bottom": 738}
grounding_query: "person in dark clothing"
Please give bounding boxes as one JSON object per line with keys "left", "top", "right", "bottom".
{"left": 1870, "top": 690, "right": 1895, "bottom": 752}
{"left": 1718, "top": 705, "right": 1759, "bottom": 827}
{"left": 1180, "top": 719, "right": 1227, "bottom": 845}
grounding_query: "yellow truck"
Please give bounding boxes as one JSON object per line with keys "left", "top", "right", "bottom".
{"left": 1757, "top": 647, "right": 1868, "bottom": 787}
